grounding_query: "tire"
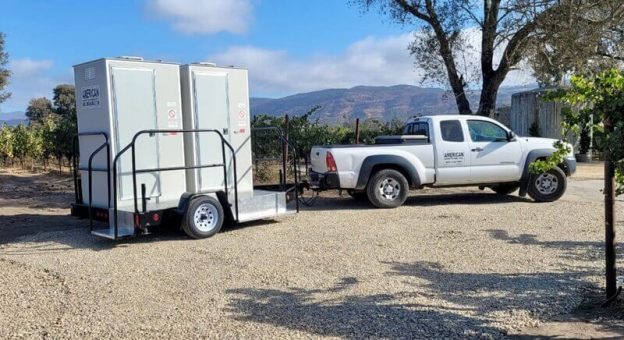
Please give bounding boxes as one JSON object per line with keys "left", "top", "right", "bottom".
{"left": 366, "top": 169, "right": 409, "bottom": 209}
{"left": 182, "top": 196, "right": 224, "bottom": 239}
{"left": 527, "top": 167, "right": 567, "bottom": 202}
{"left": 491, "top": 183, "right": 520, "bottom": 195}
{"left": 347, "top": 190, "right": 369, "bottom": 202}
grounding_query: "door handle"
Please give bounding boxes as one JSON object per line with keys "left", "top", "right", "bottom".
{"left": 471, "top": 147, "right": 483, "bottom": 152}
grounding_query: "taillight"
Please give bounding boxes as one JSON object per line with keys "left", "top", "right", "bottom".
{"left": 326, "top": 152, "right": 337, "bottom": 172}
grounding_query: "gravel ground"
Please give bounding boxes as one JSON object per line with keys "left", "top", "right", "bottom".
{"left": 1, "top": 167, "right": 623, "bottom": 338}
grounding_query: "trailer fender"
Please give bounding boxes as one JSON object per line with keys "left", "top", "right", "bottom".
{"left": 355, "top": 155, "right": 422, "bottom": 190}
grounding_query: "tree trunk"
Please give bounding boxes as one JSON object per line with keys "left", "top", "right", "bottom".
{"left": 604, "top": 119, "right": 617, "bottom": 299}
{"left": 476, "top": 75, "right": 504, "bottom": 117}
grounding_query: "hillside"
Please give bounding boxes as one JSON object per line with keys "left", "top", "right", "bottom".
{"left": 0, "top": 111, "right": 27, "bottom": 127}
{"left": 250, "top": 85, "right": 533, "bottom": 124}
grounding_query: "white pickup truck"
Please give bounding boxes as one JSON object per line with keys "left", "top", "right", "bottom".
{"left": 309, "top": 115, "right": 576, "bottom": 208}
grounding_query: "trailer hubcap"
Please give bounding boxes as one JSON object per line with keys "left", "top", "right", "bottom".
{"left": 535, "top": 173, "right": 558, "bottom": 195}
{"left": 379, "top": 178, "right": 400, "bottom": 200}
{"left": 194, "top": 203, "right": 219, "bottom": 232}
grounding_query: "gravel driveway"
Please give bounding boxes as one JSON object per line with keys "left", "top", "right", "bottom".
{"left": 1, "top": 168, "right": 623, "bottom": 338}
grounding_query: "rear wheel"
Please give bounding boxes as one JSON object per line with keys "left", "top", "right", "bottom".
{"left": 182, "top": 196, "right": 224, "bottom": 239}
{"left": 491, "top": 183, "right": 519, "bottom": 195}
{"left": 528, "top": 167, "right": 567, "bottom": 202}
{"left": 366, "top": 169, "right": 409, "bottom": 209}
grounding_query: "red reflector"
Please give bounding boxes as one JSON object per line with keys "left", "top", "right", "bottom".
{"left": 152, "top": 213, "right": 160, "bottom": 222}
{"left": 326, "top": 152, "right": 337, "bottom": 172}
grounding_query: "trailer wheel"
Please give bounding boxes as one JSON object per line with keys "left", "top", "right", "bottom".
{"left": 182, "top": 196, "right": 224, "bottom": 239}
{"left": 366, "top": 169, "right": 409, "bottom": 209}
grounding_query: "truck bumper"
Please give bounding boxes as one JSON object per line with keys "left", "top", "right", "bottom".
{"left": 309, "top": 170, "right": 341, "bottom": 190}
{"left": 564, "top": 156, "right": 577, "bottom": 176}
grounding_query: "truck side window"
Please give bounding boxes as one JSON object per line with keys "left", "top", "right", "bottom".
{"left": 467, "top": 120, "right": 508, "bottom": 142}
{"left": 440, "top": 120, "right": 464, "bottom": 142}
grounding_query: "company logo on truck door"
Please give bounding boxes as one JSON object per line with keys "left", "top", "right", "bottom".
{"left": 442, "top": 151, "right": 465, "bottom": 166}
{"left": 80, "top": 86, "right": 101, "bottom": 109}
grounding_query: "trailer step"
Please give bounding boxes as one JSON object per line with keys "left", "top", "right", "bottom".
{"left": 236, "top": 189, "right": 293, "bottom": 223}
{"left": 91, "top": 226, "right": 135, "bottom": 239}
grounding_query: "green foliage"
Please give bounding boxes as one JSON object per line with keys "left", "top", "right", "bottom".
{"left": 1, "top": 84, "right": 78, "bottom": 170}
{"left": 53, "top": 84, "right": 76, "bottom": 117}
{"left": 0, "top": 123, "right": 14, "bottom": 160}
{"left": 0, "top": 32, "right": 10, "bottom": 103}
{"left": 25, "top": 97, "right": 54, "bottom": 122}
{"left": 11, "top": 124, "right": 29, "bottom": 164}
{"left": 533, "top": 69, "right": 624, "bottom": 195}
{"left": 251, "top": 106, "right": 403, "bottom": 161}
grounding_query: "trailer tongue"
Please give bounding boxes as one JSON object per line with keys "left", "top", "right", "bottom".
{"left": 70, "top": 57, "right": 299, "bottom": 240}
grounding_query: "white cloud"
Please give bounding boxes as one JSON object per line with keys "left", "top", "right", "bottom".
{"left": 208, "top": 33, "right": 425, "bottom": 97}
{"left": 0, "top": 58, "right": 72, "bottom": 113}
{"left": 9, "top": 58, "right": 53, "bottom": 78}
{"left": 147, "top": 0, "right": 253, "bottom": 35}
{"left": 207, "top": 31, "right": 535, "bottom": 98}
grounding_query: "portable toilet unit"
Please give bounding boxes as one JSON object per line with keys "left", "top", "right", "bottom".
{"left": 73, "top": 57, "right": 186, "bottom": 238}
{"left": 180, "top": 63, "right": 291, "bottom": 222}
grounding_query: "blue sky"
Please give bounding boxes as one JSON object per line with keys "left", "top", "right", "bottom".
{"left": 0, "top": 0, "right": 534, "bottom": 113}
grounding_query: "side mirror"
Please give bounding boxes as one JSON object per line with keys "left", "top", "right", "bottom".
{"left": 507, "top": 131, "right": 517, "bottom": 141}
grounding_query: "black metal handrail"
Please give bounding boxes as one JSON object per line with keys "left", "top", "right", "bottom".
{"left": 251, "top": 126, "right": 300, "bottom": 212}
{"left": 72, "top": 132, "right": 109, "bottom": 205}
{"left": 87, "top": 141, "right": 110, "bottom": 231}
{"left": 111, "top": 129, "right": 238, "bottom": 239}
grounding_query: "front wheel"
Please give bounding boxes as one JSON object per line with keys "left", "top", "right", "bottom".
{"left": 366, "top": 169, "right": 409, "bottom": 209}
{"left": 527, "top": 167, "right": 567, "bottom": 202}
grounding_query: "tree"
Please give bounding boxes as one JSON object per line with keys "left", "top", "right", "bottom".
{"left": 25, "top": 97, "right": 54, "bottom": 122}
{"left": 52, "top": 84, "right": 77, "bottom": 168}
{"left": 356, "top": 0, "right": 624, "bottom": 116}
{"left": 11, "top": 124, "right": 29, "bottom": 167}
{"left": 0, "top": 123, "right": 14, "bottom": 165}
{"left": 532, "top": 69, "right": 624, "bottom": 300}
{"left": 0, "top": 32, "right": 10, "bottom": 103}
{"left": 53, "top": 84, "right": 76, "bottom": 117}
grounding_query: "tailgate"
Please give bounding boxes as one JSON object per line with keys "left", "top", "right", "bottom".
{"left": 310, "top": 146, "right": 329, "bottom": 173}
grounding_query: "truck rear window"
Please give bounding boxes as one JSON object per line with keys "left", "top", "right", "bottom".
{"left": 440, "top": 120, "right": 464, "bottom": 142}
{"left": 403, "top": 122, "right": 429, "bottom": 138}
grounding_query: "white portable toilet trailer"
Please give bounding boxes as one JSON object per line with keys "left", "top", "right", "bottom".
{"left": 71, "top": 58, "right": 299, "bottom": 240}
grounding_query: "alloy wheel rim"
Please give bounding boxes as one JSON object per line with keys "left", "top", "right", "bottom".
{"left": 378, "top": 178, "right": 400, "bottom": 200}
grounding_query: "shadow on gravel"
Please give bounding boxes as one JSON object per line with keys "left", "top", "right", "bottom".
{"left": 486, "top": 229, "right": 624, "bottom": 263}
{"left": 385, "top": 261, "right": 595, "bottom": 314}
{"left": 226, "top": 278, "right": 505, "bottom": 338}
{"left": 304, "top": 192, "right": 532, "bottom": 211}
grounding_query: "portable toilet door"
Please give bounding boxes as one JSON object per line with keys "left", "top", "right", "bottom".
{"left": 110, "top": 67, "right": 161, "bottom": 200}
{"left": 181, "top": 63, "right": 253, "bottom": 196}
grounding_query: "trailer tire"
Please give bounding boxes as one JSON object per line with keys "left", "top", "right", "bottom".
{"left": 366, "top": 169, "right": 409, "bottom": 209}
{"left": 182, "top": 196, "right": 224, "bottom": 239}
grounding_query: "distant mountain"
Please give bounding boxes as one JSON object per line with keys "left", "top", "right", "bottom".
{"left": 250, "top": 85, "right": 534, "bottom": 124}
{"left": 0, "top": 111, "right": 27, "bottom": 126}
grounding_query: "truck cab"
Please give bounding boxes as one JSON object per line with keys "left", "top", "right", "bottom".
{"left": 310, "top": 115, "right": 576, "bottom": 208}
